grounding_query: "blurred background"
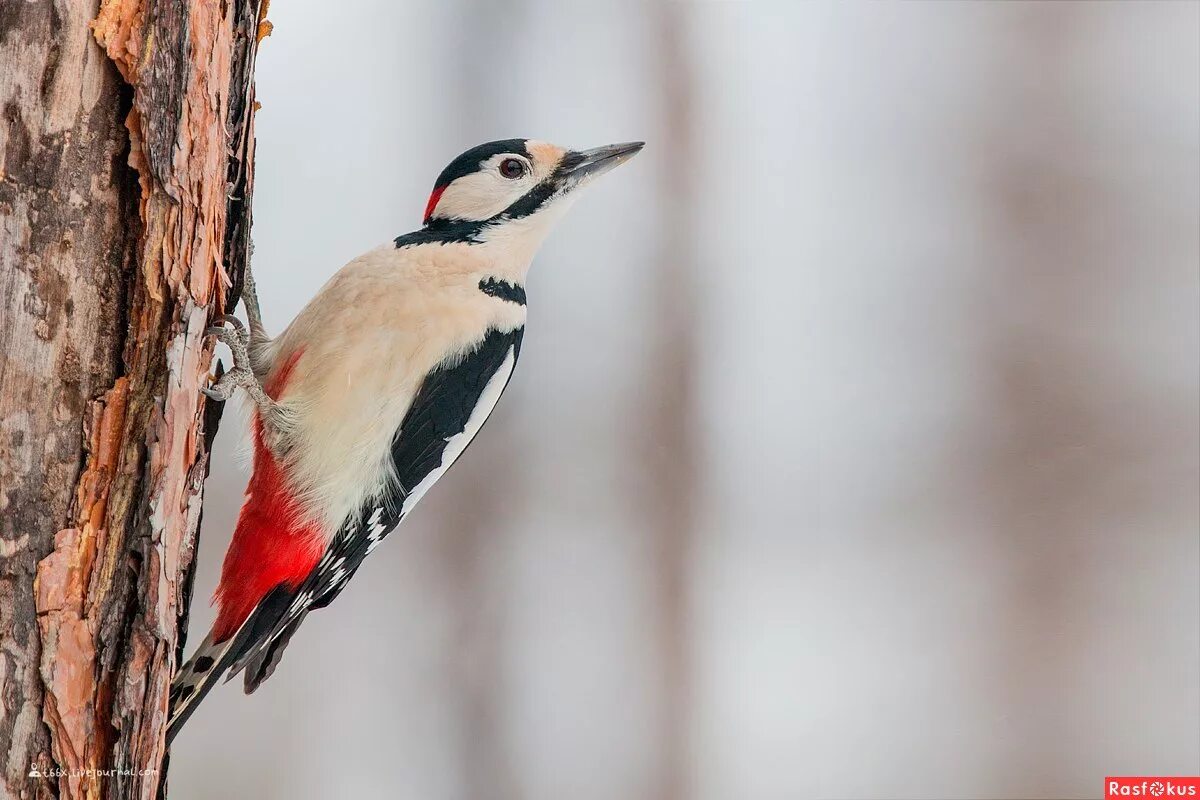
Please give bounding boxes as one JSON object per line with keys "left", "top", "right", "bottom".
{"left": 171, "top": 2, "right": 1199, "bottom": 798}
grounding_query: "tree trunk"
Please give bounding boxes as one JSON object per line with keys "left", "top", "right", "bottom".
{"left": 0, "top": 1, "right": 266, "bottom": 797}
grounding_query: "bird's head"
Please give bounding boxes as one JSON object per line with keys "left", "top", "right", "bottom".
{"left": 417, "top": 139, "right": 643, "bottom": 261}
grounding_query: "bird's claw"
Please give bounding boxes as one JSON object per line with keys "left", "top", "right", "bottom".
{"left": 201, "top": 315, "right": 261, "bottom": 403}
{"left": 206, "top": 314, "right": 250, "bottom": 355}
{"left": 200, "top": 367, "right": 252, "bottom": 402}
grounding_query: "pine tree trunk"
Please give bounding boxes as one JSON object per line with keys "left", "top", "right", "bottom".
{"left": 0, "top": 1, "right": 266, "bottom": 797}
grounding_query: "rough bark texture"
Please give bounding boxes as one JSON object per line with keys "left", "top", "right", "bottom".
{"left": 0, "top": 0, "right": 266, "bottom": 797}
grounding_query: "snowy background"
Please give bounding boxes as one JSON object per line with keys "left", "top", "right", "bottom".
{"left": 171, "top": 2, "right": 1199, "bottom": 798}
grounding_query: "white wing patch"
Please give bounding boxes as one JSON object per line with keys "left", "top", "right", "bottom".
{"left": 365, "top": 507, "right": 388, "bottom": 554}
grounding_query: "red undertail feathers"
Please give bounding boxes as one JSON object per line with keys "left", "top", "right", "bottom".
{"left": 212, "top": 350, "right": 320, "bottom": 642}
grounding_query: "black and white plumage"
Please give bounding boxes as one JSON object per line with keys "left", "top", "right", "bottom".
{"left": 229, "top": 322, "right": 524, "bottom": 690}
{"left": 168, "top": 139, "right": 642, "bottom": 742}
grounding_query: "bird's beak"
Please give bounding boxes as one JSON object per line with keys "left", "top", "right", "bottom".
{"left": 562, "top": 142, "right": 644, "bottom": 186}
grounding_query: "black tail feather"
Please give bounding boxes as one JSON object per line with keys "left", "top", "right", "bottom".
{"left": 167, "top": 585, "right": 295, "bottom": 743}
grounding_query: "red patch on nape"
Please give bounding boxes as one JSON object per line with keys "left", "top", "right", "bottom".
{"left": 212, "top": 349, "right": 322, "bottom": 643}
{"left": 423, "top": 185, "right": 446, "bottom": 225}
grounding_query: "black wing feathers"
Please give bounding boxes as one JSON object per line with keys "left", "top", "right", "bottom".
{"left": 390, "top": 327, "right": 521, "bottom": 489}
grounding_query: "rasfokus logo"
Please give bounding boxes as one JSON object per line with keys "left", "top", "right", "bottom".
{"left": 1106, "top": 777, "right": 1200, "bottom": 798}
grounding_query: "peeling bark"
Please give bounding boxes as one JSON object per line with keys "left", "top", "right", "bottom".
{"left": 0, "top": 0, "right": 266, "bottom": 797}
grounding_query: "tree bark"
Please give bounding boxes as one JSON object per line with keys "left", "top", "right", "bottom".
{"left": 0, "top": 1, "right": 266, "bottom": 797}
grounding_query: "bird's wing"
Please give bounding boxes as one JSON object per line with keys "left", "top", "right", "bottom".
{"left": 223, "top": 325, "right": 524, "bottom": 691}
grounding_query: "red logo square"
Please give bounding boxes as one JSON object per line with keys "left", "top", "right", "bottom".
{"left": 1106, "top": 777, "right": 1200, "bottom": 799}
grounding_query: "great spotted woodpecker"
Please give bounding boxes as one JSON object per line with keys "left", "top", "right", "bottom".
{"left": 168, "top": 139, "right": 643, "bottom": 740}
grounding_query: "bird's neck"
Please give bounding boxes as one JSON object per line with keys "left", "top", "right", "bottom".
{"left": 472, "top": 202, "right": 572, "bottom": 285}
{"left": 472, "top": 241, "right": 534, "bottom": 287}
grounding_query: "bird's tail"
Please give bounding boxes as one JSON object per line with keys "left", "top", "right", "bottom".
{"left": 167, "top": 583, "right": 301, "bottom": 742}
{"left": 167, "top": 631, "right": 239, "bottom": 744}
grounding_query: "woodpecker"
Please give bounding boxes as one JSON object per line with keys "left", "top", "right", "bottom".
{"left": 168, "top": 139, "right": 643, "bottom": 740}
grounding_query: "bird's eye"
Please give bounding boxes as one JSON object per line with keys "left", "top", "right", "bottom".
{"left": 499, "top": 158, "right": 526, "bottom": 179}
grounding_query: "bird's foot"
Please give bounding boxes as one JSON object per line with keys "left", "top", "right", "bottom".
{"left": 203, "top": 315, "right": 292, "bottom": 454}
{"left": 203, "top": 316, "right": 273, "bottom": 410}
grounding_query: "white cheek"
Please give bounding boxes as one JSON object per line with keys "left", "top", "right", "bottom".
{"left": 435, "top": 171, "right": 529, "bottom": 221}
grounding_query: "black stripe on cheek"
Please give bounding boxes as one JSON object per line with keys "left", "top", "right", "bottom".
{"left": 479, "top": 278, "right": 526, "bottom": 306}
{"left": 501, "top": 151, "right": 584, "bottom": 219}
{"left": 502, "top": 179, "right": 559, "bottom": 219}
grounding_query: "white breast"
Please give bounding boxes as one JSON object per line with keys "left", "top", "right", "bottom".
{"left": 265, "top": 242, "right": 526, "bottom": 542}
